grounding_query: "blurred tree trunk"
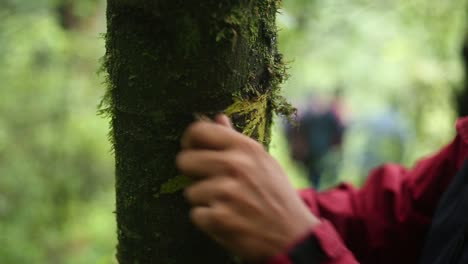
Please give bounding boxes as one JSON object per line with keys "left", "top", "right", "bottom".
{"left": 457, "top": 37, "right": 468, "bottom": 117}
{"left": 104, "top": 0, "right": 289, "bottom": 263}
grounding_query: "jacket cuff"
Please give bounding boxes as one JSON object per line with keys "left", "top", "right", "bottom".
{"left": 265, "top": 220, "right": 349, "bottom": 264}
{"left": 312, "top": 220, "right": 349, "bottom": 259}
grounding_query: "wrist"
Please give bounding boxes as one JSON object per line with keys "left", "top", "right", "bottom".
{"left": 286, "top": 206, "right": 321, "bottom": 247}
{"left": 264, "top": 220, "right": 322, "bottom": 264}
{"left": 268, "top": 211, "right": 321, "bottom": 261}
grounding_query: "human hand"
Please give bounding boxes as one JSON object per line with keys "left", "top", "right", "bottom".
{"left": 177, "top": 114, "right": 320, "bottom": 262}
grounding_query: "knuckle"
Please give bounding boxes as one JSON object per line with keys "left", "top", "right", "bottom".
{"left": 218, "top": 179, "right": 239, "bottom": 200}
{"left": 186, "top": 122, "right": 203, "bottom": 137}
{"left": 218, "top": 155, "right": 238, "bottom": 172}
{"left": 230, "top": 154, "right": 255, "bottom": 177}
{"left": 227, "top": 153, "right": 255, "bottom": 178}
{"left": 218, "top": 151, "right": 256, "bottom": 178}
{"left": 248, "top": 139, "right": 265, "bottom": 152}
{"left": 223, "top": 156, "right": 246, "bottom": 177}
{"left": 183, "top": 122, "right": 205, "bottom": 143}
{"left": 210, "top": 207, "right": 229, "bottom": 229}
{"left": 240, "top": 137, "right": 264, "bottom": 153}
{"left": 239, "top": 155, "right": 256, "bottom": 170}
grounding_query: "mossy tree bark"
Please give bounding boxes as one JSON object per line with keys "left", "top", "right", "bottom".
{"left": 457, "top": 36, "right": 468, "bottom": 117}
{"left": 103, "top": 0, "right": 290, "bottom": 263}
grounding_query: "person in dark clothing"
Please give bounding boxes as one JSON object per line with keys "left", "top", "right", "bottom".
{"left": 176, "top": 114, "right": 468, "bottom": 264}
{"left": 301, "top": 109, "right": 343, "bottom": 188}
{"left": 287, "top": 94, "right": 345, "bottom": 189}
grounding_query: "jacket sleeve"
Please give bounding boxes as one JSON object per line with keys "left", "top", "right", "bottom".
{"left": 267, "top": 118, "right": 468, "bottom": 264}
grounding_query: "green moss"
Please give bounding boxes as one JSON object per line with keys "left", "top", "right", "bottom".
{"left": 224, "top": 89, "right": 294, "bottom": 145}
{"left": 271, "top": 90, "right": 296, "bottom": 120}
{"left": 225, "top": 93, "right": 269, "bottom": 143}
{"left": 154, "top": 175, "right": 191, "bottom": 198}
{"left": 214, "top": 2, "right": 261, "bottom": 48}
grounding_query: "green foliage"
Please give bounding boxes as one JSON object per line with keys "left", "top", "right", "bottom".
{"left": 0, "top": 1, "right": 115, "bottom": 263}
{"left": 273, "top": 0, "right": 468, "bottom": 186}
{"left": 154, "top": 175, "right": 191, "bottom": 197}
{"left": 225, "top": 94, "right": 270, "bottom": 143}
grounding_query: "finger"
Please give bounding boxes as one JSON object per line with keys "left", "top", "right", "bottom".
{"left": 176, "top": 150, "right": 228, "bottom": 179}
{"left": 184, "top": 176, "right": 235, "bottom": 206}
{"left": 181, "top": 121, "right": 244, "bottom": 150}
{"left": 215, "top": 114, "right": 233, "bottom": 129}
{"left": 190, "top": 204, "right": 241, "bottom": 252}
{"left": 190, "top": 206, "right": 228, "bottom": 248}
{"left": 190, "top": 203, "right": 232, "bottom": 235}
{"left": 190, "top": 206, "right": 213, "bottom": 232}
{"left": 193, "top": 113, "right": 212, "bottom": 122}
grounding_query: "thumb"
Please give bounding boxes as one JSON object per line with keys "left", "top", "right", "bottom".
{"left": 214, "top": 114, "right": 233, "bottom": 129}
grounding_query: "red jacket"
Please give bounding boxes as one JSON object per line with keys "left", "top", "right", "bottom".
{"left": 269, "top": 117, "right": 468, "bottom": 264}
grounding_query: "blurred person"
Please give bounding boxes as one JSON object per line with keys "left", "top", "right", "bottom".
{"left": 286, "top": 92, "right": 345, "bottom": 189}
{"left": 177, "top": 114, "right": 468, "bottom": 264}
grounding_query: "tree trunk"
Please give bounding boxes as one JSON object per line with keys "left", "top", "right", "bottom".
{"left": 457, "top": 37, "right": 468, "bottom": 117}
{"left": 103, "top": 0, "right": 290, "bottom": 263}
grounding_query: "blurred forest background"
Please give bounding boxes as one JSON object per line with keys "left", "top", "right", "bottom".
{"left": 1, "top": 0, "right": 467, "bottom": 263}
